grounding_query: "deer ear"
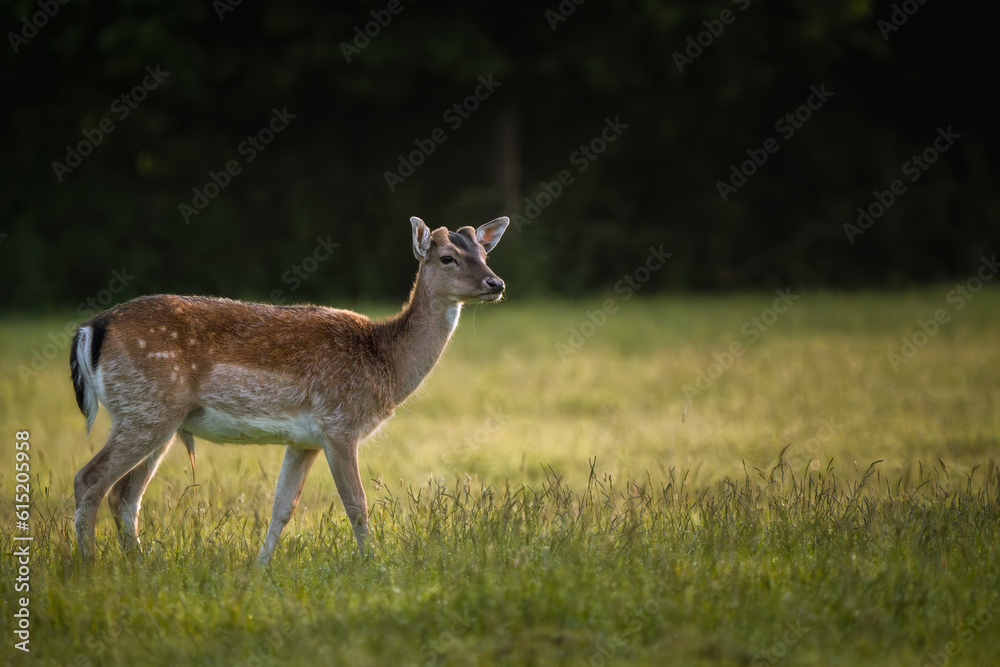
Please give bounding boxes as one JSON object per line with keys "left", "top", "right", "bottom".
{"left": 410, "top": 217, "right": 431, "bottom": 262}
{"left": 476, "top": 216, "right": 509, "bottom": 253}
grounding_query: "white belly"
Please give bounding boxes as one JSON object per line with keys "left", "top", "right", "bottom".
{"left": 181, "top": 407, "right": 325, "bottom": 446}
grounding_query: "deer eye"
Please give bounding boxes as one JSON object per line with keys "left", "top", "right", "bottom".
{"left": 440, "top": 255, "right": 455, "bottom": 265}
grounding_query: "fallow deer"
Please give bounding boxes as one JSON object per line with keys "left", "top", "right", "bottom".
{"left": 70, "top": 216, "right": 508, "bottom": 562}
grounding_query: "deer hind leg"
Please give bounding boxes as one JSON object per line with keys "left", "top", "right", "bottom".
{"left": 107, "top": 434, "right": 176, "bottom": 553}
{"left": 75, "top": 420, "right": 179, "bottom": 560}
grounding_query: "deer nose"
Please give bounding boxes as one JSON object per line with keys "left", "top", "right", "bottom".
{"left": 484, "top": 276, "right": 505, "bottom": 293}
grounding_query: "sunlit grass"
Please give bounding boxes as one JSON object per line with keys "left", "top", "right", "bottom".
{"left": 1, "top": 289, "right": 999, "bottom": 665}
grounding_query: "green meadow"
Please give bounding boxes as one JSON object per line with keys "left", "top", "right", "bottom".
{"left": 2, "top": 289, "right": 999, "bottom": 666}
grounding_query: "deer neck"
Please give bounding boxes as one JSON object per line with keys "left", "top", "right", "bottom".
{"left": 378, "top": 267, "right": 461, "bottom": 403}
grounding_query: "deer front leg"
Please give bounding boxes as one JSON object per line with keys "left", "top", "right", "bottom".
{"left": 258, "top": 445, "right": 321, "bottom": 565}
{"left": 324, "top": 441, "right": 370, "bottom": 557}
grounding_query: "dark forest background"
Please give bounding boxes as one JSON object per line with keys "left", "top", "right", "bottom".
{"left": 2, "top": 0, "right": 997, "bottom": 311}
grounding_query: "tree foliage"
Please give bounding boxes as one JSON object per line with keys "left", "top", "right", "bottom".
{"left": 2, "top": 0, "right": 996, "bottom": 309}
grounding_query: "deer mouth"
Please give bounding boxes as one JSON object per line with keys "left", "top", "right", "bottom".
{"left": 478, "top": 290, "right": 504, "bottom": 302}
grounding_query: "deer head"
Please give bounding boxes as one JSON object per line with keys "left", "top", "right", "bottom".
{"left": 410, "top": 216, "right": 508, "bottom": 303}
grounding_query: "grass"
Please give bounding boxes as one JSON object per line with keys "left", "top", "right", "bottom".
{"left": 2, "top": 289, "right": 999, "bottom": 665}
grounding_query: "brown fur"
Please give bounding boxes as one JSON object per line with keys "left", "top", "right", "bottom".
{"left": 71, "top": 217, "right": 508, "bottom": 562}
